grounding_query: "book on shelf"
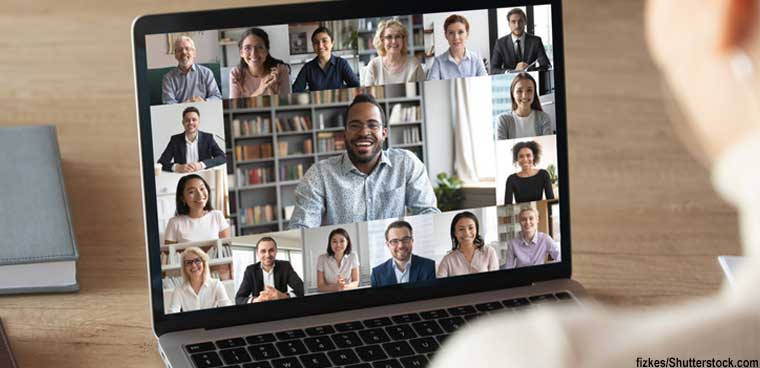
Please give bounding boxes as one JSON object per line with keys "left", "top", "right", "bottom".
{"left": 241, "top": 205, "right": 276, "bottom": 225}
{"left": 275, "top": 115, "right": 312, "bottom": 132}
{"left": 237, "top": 167, "right": 274, "bottom": 186}
{"left": 311, "top": 85, "right": 386, "bottom": 104}
{"left": 280, "top": 162, "right": 307, "bottom": 181}
{"left": 278, "top": 139, "right": 313, "bottom": 157}
{"left": 232, "top": 116, "right": 271, "bottom": 137}
{"left": 401, "top": 126, "right": 421, "bottom": 144}
{"left": 283, "top": 205, "right": 296, "bottom": 221}
{"left": 229, "top": 96, "right": 272, "bottom": 109}
{"left": 316, "top": 111, "right": 345, "bottom": 130}
{"left": 317, "top": 131, "right": 346, "bottom": 152}
{"left": 389, "top": 104, "right": 421, "bottom": 124}
{"left": 235, "top": 143, "right": 273, "bottom": 161}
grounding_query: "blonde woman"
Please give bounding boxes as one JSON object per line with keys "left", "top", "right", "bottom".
{"left": 168, "top": 247, "right": 232, "bottom": 313}
{"left": 363, "top": 20, "right": 425, "bottom": 85}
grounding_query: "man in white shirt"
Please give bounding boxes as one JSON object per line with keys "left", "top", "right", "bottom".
{"left": 433, "top": 0, "right": 760, "bottom": 366}
{"left": 235, "top": 237, "right": 304, "bottom": 304}
{"left": 156, "top": 106, "right": 226, "bottom": 173}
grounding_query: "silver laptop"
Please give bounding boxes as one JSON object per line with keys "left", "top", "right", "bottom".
{"left": 132, "top": 0, "right": 585, "bottom": 366}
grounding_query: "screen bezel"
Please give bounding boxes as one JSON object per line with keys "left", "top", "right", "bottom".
{"left": 132, "top": 0, "right": 569, "bottom": 337}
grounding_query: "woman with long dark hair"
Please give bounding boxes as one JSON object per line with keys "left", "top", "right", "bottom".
{"left": 436, "top": 211, "right": 498, "bottom": 278}
{"left": 316, "top": 228, "right": 360, "bottom": 292}
{"left": 164, "top": 174, "right": 230, "bottom": 244}
{"left": 229, "top": 27, "right": 291, "bottom": 97}
{"left": 496, "top": 73, "right": 553, "bottom": 139}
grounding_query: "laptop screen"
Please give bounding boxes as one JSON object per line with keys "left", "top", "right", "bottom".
{"left": 141, "top": 2, "right": 564, "bottom": 317}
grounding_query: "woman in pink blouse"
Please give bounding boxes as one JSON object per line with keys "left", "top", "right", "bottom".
{"left": 229, "top": 27, "right": 290, "bottom": 98}
{"left": 436, "top": 211, "right": 499, "bottom": 278}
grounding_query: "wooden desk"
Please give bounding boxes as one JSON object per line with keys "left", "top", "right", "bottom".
{"left": 0, "top": 0, "right": 739, "bottom": 367}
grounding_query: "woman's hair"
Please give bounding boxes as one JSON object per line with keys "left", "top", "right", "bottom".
{"left": 180, "top": 246, "right": 210, "bottom": 283}
{"left": 373, "top": 20, "right": 408, "bottom": 57}
{"left": 175, "top": 174, "right": 214, "bottom": 216}
{"left": 450, "top": 211, "right": 484, "bottom": 250}
{"left": 511, "top": 140, "right": 542, "bottom": 165}
{"left": 443, "top": 14, "right": 470, "bottom": 33}
{"left": 235, "top": 28, "right": 287, "bottom": 86}
{"left": 510, "top": 73, "right": 543, "bottom": 112}
{"left": 326, "top": 228, "right": 353, "bottom": 256}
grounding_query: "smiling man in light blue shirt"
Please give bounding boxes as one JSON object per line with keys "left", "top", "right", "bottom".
{"left": 289, "top": 94, "right": 440, "bottom": 229}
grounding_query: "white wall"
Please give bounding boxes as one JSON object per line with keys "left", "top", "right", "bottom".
{"left": 422, "top": 10, "right": 490, "bottom": 68}
{"left": 149, "top": 99, "right": 225, "bottom": 163}
{"left": 421, "top": 79, "right": 454, "bottom": 180}
{"left": 146, "top": 31, "right": 221, "bottom": 69}
{"left": 495, "top": 134, "right": 558, "bottom": 205}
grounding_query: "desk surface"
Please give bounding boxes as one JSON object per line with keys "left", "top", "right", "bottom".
{"left": 0, "top": 0, "right": 740, "bottom": 367}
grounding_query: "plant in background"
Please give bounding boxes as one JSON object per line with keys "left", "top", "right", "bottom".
{"left": 434, "top": 172, "right": 464, "bottom": 211}
{"left": 546, "top": 164, "right": 558, "bottom": 187}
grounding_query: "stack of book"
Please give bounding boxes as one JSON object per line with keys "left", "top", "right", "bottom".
{"left": 232, "top": 117, "right": 271, "bottom": 137}
{"left": 237, "top": 167, "right": 274, "bottom": 186}
{"left": 317, "top": 132, "right": 346, "bottom": 152}
{"left": 275, "top": 115, "right": 312, "bottom": 132}
{"left": 241, "top": 205, "right": 275, "bottom": 225}
{"left": 280, "top": 162, "right": 307, "bottom": 181}
{"left": 235, "top": 143, "right": 274, "bottom": 161}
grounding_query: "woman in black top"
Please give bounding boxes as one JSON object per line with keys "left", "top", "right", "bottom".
{"left": 504, "top": 140, "right": 554, "bottom": 204}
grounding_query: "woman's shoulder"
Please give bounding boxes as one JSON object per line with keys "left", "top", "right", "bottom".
{"left": 481, "top": 244, "right": 497, "bottom": 255}
{"left": 406, "top": 55, "right": 421, "bottom": 68}
{"left": 367, "top": 56, "right": 382, "bottom": 67}
{"left": 230, "top": 67, "right": 242, "bottom": 79}
{"left": 277, "top": 63, "right": 290, "bottom": 74}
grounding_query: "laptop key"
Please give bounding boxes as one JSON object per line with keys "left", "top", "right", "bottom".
{"left": 327, "top": 348, "right": 360, "bottom": 366}
{"left": 529, "top": 294, "right": 558, "bottom": 303}
{"left": 217, "top": 337, "right": 247, "bottom": 349}
{"left": 275, "top": 340, "right": 308, "bottom": 356}
{"left": 191, "top": 351, "right": 224, "bottom": 368}
{"left": 356, "top": 344, "right": 389, "bottom": 361}
{"left": 246, "top": 333, "right": 276, "bottom": 345}
{"left": 304, "top": 325, "right": 335, "bottom": 336}
{"left": 299, "top": 352, "right": 331, "bottom": 368}
{"left": 335, "top": 321, "right": 364, "bottom": 331}
{"left": 385, "top": 324, "right": 417, "bottom": 340}
{"left": 438, "top": 317, "right": 465, "bottom": 333}
{"left": 447, "top": 305, "right": 477, "bottom": 316}
{"left": 502, "top": 297, "right": 530, "bottom": 308}
{"left": 463, "top": 313, "right": 485, "bottom": 322}
{"left": 187, "top": 342, "right": 216, "bottom": 354}
{"left": 372, "top": 358, "right": 403, "bottom": 368}
{"left": 409, "top": 337, "right": 438, "bottom": 354}
{"left": 332, "top": 331, "right": 362, "bottom": 348}
{"left": 303, "top": 336, "right": 335, "bottom": 352}
{"left": 243, "top": 362, "right": 272, "bottom": 368}
{"left": 555, "top": 292, "right": 573, "bottom": 300}
{"left": 382, "top": 341, "right": 415, "bottom": 358}
{"left": 391, "top": 313, "right": 421, "bottom": 324}
{"left": 248, "top": 343, "right": 280, "bottom": 361}
{"left": 419, "top": 309, "right": 448, "bottom": 320}
{"left": 400, "top": 355, "right": 429, "bottom": 368}
{"left": 411, "top": 321, "right": 443, "bottom": 337}
{"left": 275, "top": 329, "right": 306, "bottom": 341}
{"left": 271, "top": 357, "right": 303, "bottom": 368}
{"left": 364, "top": 317, "right": 393, "bottom": 328}
{"left": 220, "top": 347, "right": 253, "bottom": 364}
{"left": 475, "top": 301, "right": 504, "bottom": 312}
{"left": 346, "top": 364, "right": 372, "bottom": 368}
{"left": 434, "top": 334, "right": 449, "bottom": 345}
{"left": 359, "top": 328, "right": 391, "bottom": 344}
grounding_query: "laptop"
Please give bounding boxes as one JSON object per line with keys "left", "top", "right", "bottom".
{"left": 132, "top": 0, "right": 586, "bottom": 366}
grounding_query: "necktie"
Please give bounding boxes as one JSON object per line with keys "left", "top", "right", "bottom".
{"left": 515, "top": 39, "right": 523, "bottom": 63}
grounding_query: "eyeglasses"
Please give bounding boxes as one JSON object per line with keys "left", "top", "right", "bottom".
{"left": 387, "top": 236, "right": 413, "bottom": 246}
{"left": 183, "top": 258, "right": 203, "bottom": 267}
{"left": 347, "top": 121, "right": 382, "bottom": 132}
{"left": 382, "top": 34, "right": 404, "bottom": 41}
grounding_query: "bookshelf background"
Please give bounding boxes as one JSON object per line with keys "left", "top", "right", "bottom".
{"left": 224, "top": 82, "right": 428, "bottom": 236}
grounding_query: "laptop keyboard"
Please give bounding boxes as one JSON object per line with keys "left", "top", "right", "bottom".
{"left": 186, "top": 292, "right": 576, "bottom": 368}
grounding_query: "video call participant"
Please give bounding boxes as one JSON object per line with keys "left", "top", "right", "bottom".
{"left": 292, "top": 27, "right": 360, "bottom": 92}
{"left": 502, "top": 207, "right": 559, "bottom": 269}
{"left": 504, "top": 140, "right": 554, "bottom": 204}
{"left": 363, "top": 20, "right": 425, "bottom": 85}
{"left": 162, "top": 36, "right": 222, "bottom": 104}
{"left": 437, "top": 211, "right": 499, "bottom": 278}
{"left": 316, "top": 228, "right": 360, "bottom": 292}
{"left": 164, "top": 174, "right": 230, "bottom": 244}
{"left": 289, "top": 94, "right": 439, "bottom": 228}
{"left": 496, "top": 73, "right": 553, "bottom": 140}
{"left": 235, "top": 237, "right": 305, "bottom": 304}
{"left": 230, "top": 28, "right": 291, "bottom": 98}
{"left": 427, "top": 14, "right": 488, "bottom": 80}
{"left": 168, "top": 247, "right": 232, "bottom": 313}
{"left": 490, "top": 8, "right": 551, "bottom": 74}
{"left": 371, "top": 221, "right": 436, "bottom": 287}
{"left": 157, "top": 106, "right": 226, "bottom": 173}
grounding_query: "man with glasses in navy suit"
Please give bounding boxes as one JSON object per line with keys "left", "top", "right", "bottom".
{"left": 371, "top": 220, "right": 436, "bottom": 287}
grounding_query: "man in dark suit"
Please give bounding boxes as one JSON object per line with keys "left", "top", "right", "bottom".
{"left": 371, "top": 220, "right": 436, "bottom": 287}
{"left": 235, "top": 237, "right": 305, "bottom": 304}
{"left": 490, "top": 8, "right": 551, "bottom": 74}
{"left": 157, "top": 106, "right": 226, "bottom": 173}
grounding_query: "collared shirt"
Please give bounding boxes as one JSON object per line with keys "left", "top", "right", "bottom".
{"left": 289, "top": 148, "right": 440, "bottom": 229}
{"left": 254, "top": 263, "right": 296, "bottom": 301}
{"left": 393, "top": 257, "right": 412, "bottom": 284}
{"left": 427, "top": 48, "right": 487, "bottom": 80}
{"left": 169, "top": 134, "right": 207, "bottom": 172}
{"left": 503, "top": 231, "right": 560, "bottom": 269}
{"left": 317, "top": 252, "right": 360, "bottom": 284}
{"left": 512, "top": 33, "right": 527, "bottom": 62}
{"left": 292, "top": 55, "right": 360, "bottom": 92}
{"left": 437, "top": 245, "right": 499, "bottom": 278}
{"left": 167, "top": 278, "right": 232, "bottom": 313}
{"left": 162, "top": 64, "right": 222, "bottom": 104}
